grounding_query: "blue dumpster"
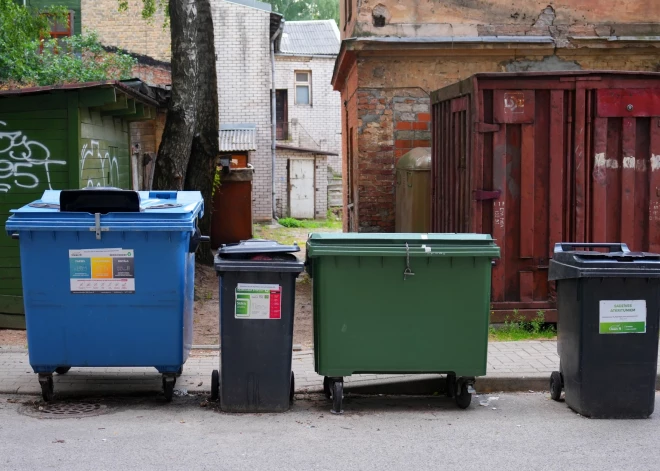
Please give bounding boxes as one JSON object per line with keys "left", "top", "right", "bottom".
{"left": 5, "top": 189, "right": 206, "bottom": 401}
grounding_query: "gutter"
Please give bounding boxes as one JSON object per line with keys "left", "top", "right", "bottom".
{"left": 270, "top": 20, "right": 285, "bottom": 221}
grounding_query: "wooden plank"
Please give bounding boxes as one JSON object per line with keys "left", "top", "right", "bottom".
{"left": 0, "top": 109, "right": 67, "bottom": 120}
{"left": 574, "top": 87, "right": 587, "bottom": 242}
{"left": 548, "top": 91, "right": 565, "bottom": 257}
{"left": 0, "top": 94, "right": 67, "bottom": 113}
{"left": 101, "top": 99, "right": 136, "bottom": 117}
{"left": 67, "top": 93, "right": 80, "bottom": 190}
{"left": 650, "top": 118, "right": 660, "bottom": 253}
{"left": 94, "top": 94, "right": 128, "bottom": 112}
{"left": 0, "top": 119, "right": 66, "bottom": 130}
{"left": 519, "top": 123, "right": 535, "bottom": 258}
{"left": 0, "top": 312, "right": 25, "bottom": 329}
{"left": 519, "top": 272, "right": 534, "bottom": 302}
{"left": 78, "top": 87, "right": 116, "bottom": 107}
{"left": 591, "top": 117, "right": 609, "bottom": 243}
{"left": 621, "top": 117, "right": 636, "bottom": 247}
{"left": 491, "top": 124, "right": 507, "bottom": 302}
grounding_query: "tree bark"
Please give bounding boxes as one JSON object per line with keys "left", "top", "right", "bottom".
{"left": 152, "top": 0, "right": 198, "bottom": 191}
{"left": 184, "top": 0, "right": 218, "bottom": 265}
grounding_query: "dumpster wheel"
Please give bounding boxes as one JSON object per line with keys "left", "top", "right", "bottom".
{"left": 55, "top": 367, "right": 71, "bottom": 375}
{"left": 331, "top": 378, "right": 344, "bottom": 415}
{"left": 210, "top": 370, "right": 219, "bottom": 401}
{"left": 323, "top": 376, "right": 332, "bottom": 400}
{"left": 455, "top": 379, "right": 472, "bottom": 409}
{"left": 162, "top": 376, "right": 176, "bottom": 402}
{"left": 39, "top": 375, "right": 54, "bottom": 402}
{"left": 550, "top": 371, "right": 563, "bottom": 401}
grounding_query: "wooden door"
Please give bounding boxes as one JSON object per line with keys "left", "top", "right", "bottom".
{"left": 289, "top": 159, "right": 315, "bottom": 218}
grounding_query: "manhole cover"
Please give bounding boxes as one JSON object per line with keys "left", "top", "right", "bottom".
{"left": 19, "top": 402, "right": 109, "bottom": 419}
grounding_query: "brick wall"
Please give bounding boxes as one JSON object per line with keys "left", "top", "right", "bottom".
{"left": 131, "top": 63, "right": 171, "bottom": 87}
{"left": 213, "top": 0, "right": 274, "bottom": 221}
{"left": 275, "top": 55, "right": 342, "bottom": 175}
{"left": 81, "top": 0, "right": 171, "bottom": 62}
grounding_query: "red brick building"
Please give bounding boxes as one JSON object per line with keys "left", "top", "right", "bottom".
{"left": 332, "top": 0, "right": 660, "bottom": 232}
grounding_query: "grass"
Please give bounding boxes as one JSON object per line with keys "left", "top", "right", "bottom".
{"left": 278, "top": 211, "right": 342, "bottom": 230}
{"left": 252, "top": 211, "right": 342, "bottom": 246}
{"left": 489, "top": 310, "right": 557, "bottom": 342}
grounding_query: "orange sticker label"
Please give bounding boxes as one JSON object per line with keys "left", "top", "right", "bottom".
{"left": 91, "top": 258, "right": 113, "bottom": 279}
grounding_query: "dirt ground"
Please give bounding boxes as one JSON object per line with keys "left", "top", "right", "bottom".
{"left": 0, "top": 225, "right": 339, "bottom": 348}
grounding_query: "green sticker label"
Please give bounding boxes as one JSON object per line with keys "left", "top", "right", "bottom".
{"left": 234, "top": 283, "right": 281, "bottom": 320}
{"left": 599, "top": 300, "right": 646, "bottom": 334}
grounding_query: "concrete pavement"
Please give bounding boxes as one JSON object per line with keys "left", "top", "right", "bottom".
{"left": 1, "top": 392, "right": 659, "bottom": 471}
{"left": 1, "top": 340, "right": 658, "bottom": 398}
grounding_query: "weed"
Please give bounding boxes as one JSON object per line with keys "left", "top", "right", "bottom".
{"left": 489, "top": 310, "right": 556, "bottom": 342}
{"left": 277, "top": 217, "right": 341, "bottom": 230}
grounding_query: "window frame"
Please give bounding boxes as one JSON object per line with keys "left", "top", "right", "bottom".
{"left": 294, "top": 71, "right": 312, "bottom": 106}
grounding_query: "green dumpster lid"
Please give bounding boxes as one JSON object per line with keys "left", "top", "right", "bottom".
{"left": 306, "top": 233, "right": 500, "bottom": 258}
{"left": 395, "top": 147, "right": 431, "bottom": 171}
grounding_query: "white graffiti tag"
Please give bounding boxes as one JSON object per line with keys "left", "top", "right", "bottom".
{"left": 80, "top": 140, "right": 120, "bottom": 188}
{"left": 0, "top": 121, "right": 67, "bottom": 193}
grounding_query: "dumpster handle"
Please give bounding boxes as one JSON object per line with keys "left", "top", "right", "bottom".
{"left": 403, "top": 243, "right": 415, "bottom": 280}
{"left": 554, "top": 243, "right": 630, "bottom": 253}
{"left": 10, "top": 233, "right": 19, "bottom": 240}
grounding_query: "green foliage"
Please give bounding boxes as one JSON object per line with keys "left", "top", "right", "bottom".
{"left": 266, "top": 0, "right": 339, "bottom": 25}
{"left": 278, "top": 216, "right": 341, "bottom": 229}
{"left": 489, "top": 310, "right": 557, "bottom": 342}
{"left": 118, "top": 0, "right": 169, "bottom": 25}
{"left": 0, "top": 1, "right": 136, "bottom": 87}
{"left": 212, "top": 167, "right": 222, "bottom": 196}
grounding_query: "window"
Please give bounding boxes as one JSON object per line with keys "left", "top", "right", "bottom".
{"left": 295, "top": 71, "right": 311, "bottom": 105}
{"left": 275, "top": 90, "right": 288, "bottom": 140}
{"left": 40, "top": 10, "right": 74, "bottom": 53}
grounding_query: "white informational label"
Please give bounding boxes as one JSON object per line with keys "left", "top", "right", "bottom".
{"left": 599, "top": 300, "right": 646, "bottom": 334}
{"left": 69, "top": 248, "right": 135, "bottom": 294}
{"left": 235, "top": 283, "right": 281, "bottom": 319}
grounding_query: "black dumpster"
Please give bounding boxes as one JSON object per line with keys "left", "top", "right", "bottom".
{"left": 548, "top": 243, "right": 660, "bottom": 419}
{"left": 211, "top": 239, "right": 304, "bottom": 412}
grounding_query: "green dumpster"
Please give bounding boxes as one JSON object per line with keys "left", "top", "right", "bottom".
{"left": 306, "top": 233, "right": 500, "bottom": 413}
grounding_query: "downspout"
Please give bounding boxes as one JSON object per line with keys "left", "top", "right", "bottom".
{"left": 270, "top": 20, "right": 284, "bottom": 221}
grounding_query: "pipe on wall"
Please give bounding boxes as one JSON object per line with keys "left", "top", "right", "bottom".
{"left": 270, "top": 21, "right": 284, "bottom": 221}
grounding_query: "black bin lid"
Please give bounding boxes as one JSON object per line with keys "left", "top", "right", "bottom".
{"left": 549, "top": 243, "right": 660, "bottom": 280}
{"left": 215, "top": 239, "right": 304, "bottom": 274}
{"left": 217, "top": 239, "right": 300, "bottom": 256}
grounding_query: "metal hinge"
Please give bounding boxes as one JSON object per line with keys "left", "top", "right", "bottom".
{"left": 89, "top": 213, "right": 109, "bottom": 240}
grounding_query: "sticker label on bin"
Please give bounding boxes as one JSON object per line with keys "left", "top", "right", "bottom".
{"left": 599, "top": 300, "right": 646, "bottom": 334}
{"left": 235, "top": 283, "right": 281, "bottom": 320}
{"left": 69, "top": 248, "right": 135, "bottom": 294}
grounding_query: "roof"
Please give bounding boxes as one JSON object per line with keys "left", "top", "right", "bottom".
{"left": 0, "top": 80, "right": 162, "bottom": 108}
{"left": 279, "top": 20, "right": 340, "bottom": 56}
{"left": 219, "top": 124, "right": 257, "bottom": 152}
{"left": 276, "top": 144, "right": 338, "bottom": 156}
{"left": 225, "top": 0, "right": 271, "bottom": 12}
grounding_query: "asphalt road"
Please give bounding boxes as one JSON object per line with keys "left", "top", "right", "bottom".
{"left": 1, "top": 392, "right": 658, "bottom": 471}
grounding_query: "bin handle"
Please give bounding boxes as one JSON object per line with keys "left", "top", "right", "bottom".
{"left": 554, "top": 243, "right": 630, "bottom": 253}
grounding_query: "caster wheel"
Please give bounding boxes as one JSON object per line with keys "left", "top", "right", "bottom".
{"left": 550, "top": 371, "right": 563, "bottom": 401}
{"left": 290, "top": 371, "right": 295, "bottom": 405}
{"left": 323, "top": 376, "right": 332, "bottom": 400}
{"left": 210, "top": 370, "right": 219, "bottom": 402}
{"left": 55, "top": 367, "right": 71, "bottom": 375}
{"left": 455, "top": 379, "right": 472, "bottom": 409}
{"left": 40, "top": 376, "right": 54, "bottom": 402}
{"left": 176, "top": 366, "right": 183, "bottom": 377}
{"left": 445, "top": 373, "right": 456, "bottom": 398}
{"left": 163, "top": 376, "right": 176, "bottom": 402}
{"left": 331, "top": 380, "right": 343, "bottom": 414}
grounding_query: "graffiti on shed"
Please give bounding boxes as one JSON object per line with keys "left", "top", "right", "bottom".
{"left": 0, "top": 121, "right": 67, "bottom": 193}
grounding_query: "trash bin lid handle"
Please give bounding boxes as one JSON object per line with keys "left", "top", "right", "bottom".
{"left": 554, "top": 243, "right": 630, "bottom": 254}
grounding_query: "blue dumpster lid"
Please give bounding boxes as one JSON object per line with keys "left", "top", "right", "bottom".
{"left": 5, "top": 190, "right": 204, "bottom": 234}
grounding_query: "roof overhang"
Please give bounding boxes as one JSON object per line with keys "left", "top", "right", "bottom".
{"left": 276, "top": 144, "right": 338, "bottom": 156}
{"left": 220, "top": 124, "right": 258, "bottom": 152}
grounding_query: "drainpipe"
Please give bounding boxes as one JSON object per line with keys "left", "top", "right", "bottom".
{"left": 270, "top": 20, "right": 284, "bottom": 222}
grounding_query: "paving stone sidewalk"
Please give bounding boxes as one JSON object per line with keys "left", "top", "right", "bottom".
{"left": 1, "top": 341, "right": 658, "bottom": 397}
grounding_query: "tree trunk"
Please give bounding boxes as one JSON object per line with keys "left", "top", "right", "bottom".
{"left": 152, "top": 0, "right": 198, "bottom": 190}
{"left": 184, "top": 0, "right": 218, "bottom": 265}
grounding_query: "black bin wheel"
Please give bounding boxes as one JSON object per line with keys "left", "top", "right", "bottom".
{"left": 455, "top": 380, "right": 472, "bottom": 409}
{"left": 55, "top": 367, "right": 71, "bottom": 375}
{"left": 163, "top": 376, "right": 176, "bottom": 402}
{"left": 323, "top": 376, "right": 332, "bottom": 400}
{"left": 331, "top": 380, "right": 343, "bottom": 415}
{"left": 445, "top": 373, "right": 456, "bottom": 398}
{"left": 210, "top": 369, "right": 219, "bottom": 402}
{"left": 290, "top": 371, "right": 295, "bottom": 405}
{"left": 40, "top": 376, "right": 54, "bottom": 402}
{"left": 550, "top": 371, "right": 563, "bottom": 401}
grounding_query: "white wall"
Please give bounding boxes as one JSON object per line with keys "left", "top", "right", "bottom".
{"left": 212, "top": 0, "right": 273, "bottom": 221}
{"left": 274, "top": 55, "right": 343, "bottom": 176}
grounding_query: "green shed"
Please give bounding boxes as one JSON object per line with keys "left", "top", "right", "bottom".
{"left": 0, "top": 81, "right": 160, "bottom": 328}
